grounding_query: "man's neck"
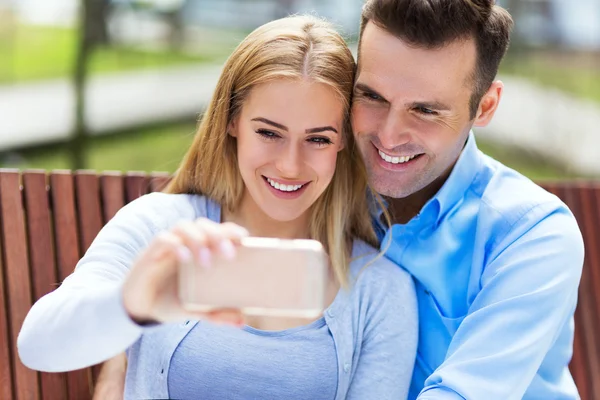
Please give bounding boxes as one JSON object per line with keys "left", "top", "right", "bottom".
{"left": 387, "top": 169, "right": 451, "bottom": 224}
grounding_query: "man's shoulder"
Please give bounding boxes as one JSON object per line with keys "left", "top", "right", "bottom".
{"left": 473, "top": 153, "right": 570, "bottom": 228}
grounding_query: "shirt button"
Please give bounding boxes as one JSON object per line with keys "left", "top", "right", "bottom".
{"left": 343, "top": 363, "right": 351, "bottom": 373}
{"left": 327, "top": 309, "right": 334, "bottom": 318}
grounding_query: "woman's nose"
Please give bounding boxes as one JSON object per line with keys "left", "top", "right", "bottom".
{"left": 275, "top": 143, "right": 303, "bottom": 178}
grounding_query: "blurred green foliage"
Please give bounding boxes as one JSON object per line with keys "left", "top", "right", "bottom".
{"left": 0, "top": 24, "right": 230, "bottom": 83}
{"left": 501, "top": 51, "right": 600, "bottom": 104}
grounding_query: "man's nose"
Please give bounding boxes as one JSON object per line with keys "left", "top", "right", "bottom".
{"left": 379, "top": 111, "right": 411, "bottom": 149}
{"left": 275, "top": 143, "right": 302, "bottom": 178}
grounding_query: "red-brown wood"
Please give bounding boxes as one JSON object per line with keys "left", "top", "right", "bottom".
{"left": 149, "top": 172, "right": 171, "bottom": 193}
{"left": 2, "top": 171, "right": 599, "bottom": 400}
{"left": 0, "top": 170, "right": 40, "bottom": 400}
{"left": 125, "top": 172, "right": 150, "bottom": 203}
{"left": 99, "top": 172, "right": 125, "bottom": 223}
{"left": 22, "top": 171, "right": 68, "bottom": 400}
{"left": 49, "top": 171, "right": 92, "bottom": 400}
{"left": 74, "top": 172, "right": 104, "bottom": 253}
{"left": 0, "top": 177, "right": 16, "bottom": 400}
{"left": 73, "top": 172, "right": 106, "bottom": 385}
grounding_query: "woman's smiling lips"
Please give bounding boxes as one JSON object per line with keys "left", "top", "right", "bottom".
{"left": 262, "top": 176, "right": 311, "bottom": 199}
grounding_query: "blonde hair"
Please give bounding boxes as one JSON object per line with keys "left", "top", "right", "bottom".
{"left": 166, "top": 15, "right": 385, "bottom": 286}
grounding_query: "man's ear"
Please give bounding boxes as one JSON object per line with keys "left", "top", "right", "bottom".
{"left": 473, "top": 80, "right": 503, "bottom": 127}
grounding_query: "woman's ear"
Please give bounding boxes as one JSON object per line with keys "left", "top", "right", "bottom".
{"left": 228, "top": 119, "right": 238, "bottom": 137}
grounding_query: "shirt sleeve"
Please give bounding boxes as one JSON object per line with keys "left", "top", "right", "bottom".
{"left": 347, "top": 263, "right": 419, "bottom": 399}
{"left": 17, "top": 194, "right": 171, "bottom": 372}
{"left": 418, "top": 202, "right": 584, "bottom": 400}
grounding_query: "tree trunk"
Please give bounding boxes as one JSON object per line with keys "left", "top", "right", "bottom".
{"left": 71, "top": 0, "right": 95, "bottom": 170}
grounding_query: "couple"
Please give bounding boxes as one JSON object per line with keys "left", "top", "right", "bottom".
{"left": 18, "top": 0, "right": 584, "bottom": 399}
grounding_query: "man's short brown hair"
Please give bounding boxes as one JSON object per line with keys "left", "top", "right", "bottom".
{"left": 359, "top": 0, "right": 514, "bottom": 118}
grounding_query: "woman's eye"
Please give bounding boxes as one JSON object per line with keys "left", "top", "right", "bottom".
{"left": 256, "top": 129, "right": 280, "bottom": 140}
{"left": 309, "top": 137, "right": 333, "bottom": 146}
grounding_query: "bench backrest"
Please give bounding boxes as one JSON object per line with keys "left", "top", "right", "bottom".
{"left": 0, "top": 170, "right": 598, "bottom": 400}
{"left": 0, "top": 169, "right": 170, "bottom": 400}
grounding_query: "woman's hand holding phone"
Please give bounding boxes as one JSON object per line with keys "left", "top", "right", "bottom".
{"left": 121, "top": 218, "right": 249, "bottom": 326}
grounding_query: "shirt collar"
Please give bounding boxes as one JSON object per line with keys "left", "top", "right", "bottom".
{"left": 426, "top": 131, "right": 482, "bottom": 225}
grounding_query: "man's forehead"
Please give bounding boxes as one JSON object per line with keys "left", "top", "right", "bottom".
{"left": 357, "top": 22, "right": 476, "bottom": 96}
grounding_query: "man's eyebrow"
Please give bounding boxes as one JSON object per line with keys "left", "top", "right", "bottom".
{"left": 251, "top": 117, "right": 288, "bottom": 131}
{"left": 408, "top": 101, "right": 451, "bottom": 111}
{"left": 354, "top": 83, "right": 388, "bottom": 102}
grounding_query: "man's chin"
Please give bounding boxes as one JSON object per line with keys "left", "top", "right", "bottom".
{"left": 370, "top": 178, "right": 415, "bottom": 199}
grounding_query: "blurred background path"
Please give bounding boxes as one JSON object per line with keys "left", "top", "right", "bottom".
{"left": 1, "top": 0, "right": 599, "bottom": 179}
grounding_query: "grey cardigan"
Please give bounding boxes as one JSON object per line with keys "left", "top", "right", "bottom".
{"left": 18, "top": 193, "right": 418, "bottom": 399}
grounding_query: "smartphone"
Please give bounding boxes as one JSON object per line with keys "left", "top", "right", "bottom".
{"left": 178, "top": 237, "right": 329, "bottom": 319}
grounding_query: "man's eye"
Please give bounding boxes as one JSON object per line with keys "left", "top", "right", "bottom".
{"left": 417, "top": 107, "right": 436, "bottom": 115}
{"left": 364, "top": 92, "right": 382, "bottom": 101}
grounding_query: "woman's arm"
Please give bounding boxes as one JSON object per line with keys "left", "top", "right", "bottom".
{"left": 18, "top": 193, "right": 247, "bottom": 372}
{"left": 92, "top": 354, "right": 128, "bottom": 400}
{"left": 347, "top": 263, "right": 418, "bottom": 399}
{"left": 17, "top": 195, "right": 163, "bottom": 372}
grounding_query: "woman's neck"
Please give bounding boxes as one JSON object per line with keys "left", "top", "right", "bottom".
{"left": 221, "top": 191, "right": 311, "bottom": 239}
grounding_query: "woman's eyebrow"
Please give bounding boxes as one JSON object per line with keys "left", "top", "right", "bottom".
{"left": 306, "top": 126, "right": 338, "bottom": 134}
{"left": 251, "top": 117, "right": 288, "bottom": 131}
{"left": 252, "top": 117, "right": 338, "bottom": 134}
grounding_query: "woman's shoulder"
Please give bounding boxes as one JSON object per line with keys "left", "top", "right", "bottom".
{"left": 115, "top": 192, "right": 218, "bottom": 230}
{"left": 348, "top": 240, "right": 416, "bottom": 305}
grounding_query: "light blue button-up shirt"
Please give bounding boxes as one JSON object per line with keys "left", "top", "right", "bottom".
{"left": 381, "top": 133, "right": 584, "bottom": 400}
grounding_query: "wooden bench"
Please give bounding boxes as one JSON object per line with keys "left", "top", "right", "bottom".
{"left": 0, "top": 169, "right": 598, "bottom": 399}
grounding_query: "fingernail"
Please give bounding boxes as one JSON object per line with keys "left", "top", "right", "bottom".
{"left": 235, "top": 226, "right": 249, "bottom": 237}
{"left": 177, "top": 246, "right": 192, "bottom": 263}
{"left": 198, "top": 247, "right": 211, "bottom": 268}
{"left": 219, "top": 240, "right": 236, "bottom": 260}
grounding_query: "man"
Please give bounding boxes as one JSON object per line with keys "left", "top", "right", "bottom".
{"left": 353, "top": 0, "right": 583, "bottom": 399}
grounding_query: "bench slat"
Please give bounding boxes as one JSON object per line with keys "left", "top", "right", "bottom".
{"left": 149, "top": 172, "right": 171, "bottom": 193}
{"left": 0, "top": 170, "right": 40, "bottom": 400}
{"left": 0, "top": 176, "right": 15, "bottom": 400}
{"left": 23, "top": 171, "right": 68, "bottom": 400}
{"left": 578, "top": 184, "right": 600, "bottom": 400}
{"left": 100, "top": 173, "right": 125, "bottom": 222}
{"left": 125, "top": 172, "right": 150, "bottom": 203}
{"left": 49, "top": 171, "right": 92, "bottom": 400}
{"left": 563, "top": 185, "right": 596, "bottom": 400}
{"left": 539, "top": 182, "right": 591, "bottom": 400}
{"left": 74, "top": 172, "right": 106, "bottom": 385}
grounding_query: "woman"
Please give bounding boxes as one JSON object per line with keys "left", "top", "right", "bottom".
{"left": 18, "top": 15, "right": 417, "bottom": 399}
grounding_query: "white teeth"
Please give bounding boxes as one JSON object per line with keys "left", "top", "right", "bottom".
{"left": 267, "top": 178, "right": 304, "bottom": 192}
{"left": 378, "top": 150, "right": 417, "bottom": 164}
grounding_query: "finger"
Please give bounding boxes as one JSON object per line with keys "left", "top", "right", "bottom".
{"left": 204, "top": 308, "right": 245, "bottom": 327}
{"left": 171, "top": 221, "right": 210, "bottom": 265}
{"left": 193, "top": 219, "right": 238, "bottom": 260}
{"left": 147, "top": 232, "right": 187, "bottom": 279}
{"left": 218, "top": 222, "right": 250, "bottom": 244}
